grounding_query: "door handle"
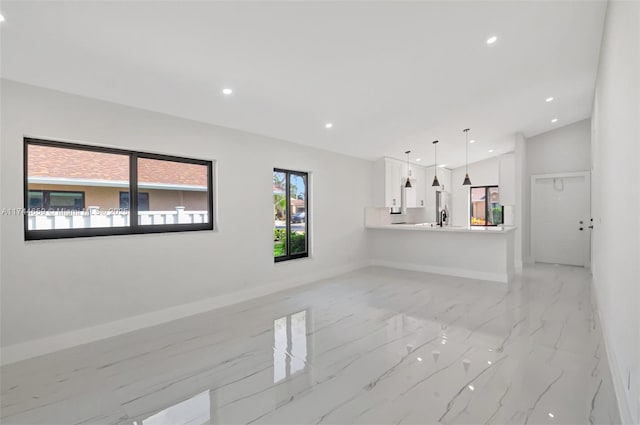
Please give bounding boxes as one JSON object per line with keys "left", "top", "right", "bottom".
{"left": 579, "top": 227, "right": 584, "bottom": 231}
{"left": 588, "top": 225, "right": 594, "bottom": 229}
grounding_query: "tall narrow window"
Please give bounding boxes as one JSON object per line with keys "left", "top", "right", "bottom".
{"left": 470, "top": 185, "right": 503, "bottom": 226}
{"left": 24, "top": 138, "right": 213, "bottom": 240}
{"left": 273, "top": 169, "right": 308, "bottom": 262}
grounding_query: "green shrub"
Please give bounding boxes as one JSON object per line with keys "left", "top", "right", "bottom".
{"left": 290, "top": 232, "right": 306, "bottom": 254}
{"left": 274, "top": 228, "right": 286, "bottom": 241}
{"left": 273, "top": 240, "right": 286, "bottom": 256}
{"left": 273, "top": 232, "right": 306, "bottom": 256}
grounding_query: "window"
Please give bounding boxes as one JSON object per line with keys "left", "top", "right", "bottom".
{"left": 273, "top": 169, "right": 308, "bottom": 262}
{"left": 120, "top": 192, "right": 149, "bottom": 211}
{"left": 470, "top": 186, "right": 503, "bottom": 226}
{"left": 24, "top": 138, "right": 213, "bottom": 240}
{"left": 28, "top": 190, "right": 85, "bottom": 211}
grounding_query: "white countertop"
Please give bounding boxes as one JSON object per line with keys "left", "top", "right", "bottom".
{"left": 366, "top": 224, "right": 517, "bottom": 234}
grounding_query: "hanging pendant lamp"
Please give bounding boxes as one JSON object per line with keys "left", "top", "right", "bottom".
{"left": 404, "top": 150, "right": 412, "bottom": 188}
{"left": 463, "top": 128, "right": 472, "bottom": 185}
{"left": 431, "top": 141, "right": 440, "bottom": 187}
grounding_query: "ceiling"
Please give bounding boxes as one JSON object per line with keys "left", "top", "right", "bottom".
{"left": 0, "top": 1, "right": 606, "bottom": 168}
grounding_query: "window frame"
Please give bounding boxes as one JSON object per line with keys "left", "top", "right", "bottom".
{"left": 119, "top": 191, "right": 150, "bottom": 211}
{"left": 274, "top": 168, "right": 309, "bottom": 263}
{"left": 28, "top": 189, "right": 86, "bottom": 211}
{"left": 469, "top": 185, "right": 503, "bottom": 227}
{"left": 24, "top": 137, "right": 214, "bottom": 240}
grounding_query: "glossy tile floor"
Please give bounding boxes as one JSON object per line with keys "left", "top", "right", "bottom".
{"left": 1, "top": 265, "right": 621, "bottom": 425}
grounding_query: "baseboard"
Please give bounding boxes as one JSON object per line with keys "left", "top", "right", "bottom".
{"left": 1, "top": 260, "right": 368, "bottom": 366}
{"left": 368, "top": 259, "right": 509, "bottom": 283}
{"left": 592, "top": 276, "right": 636, "bottom": 425}
{"left": 515, "top": 260, "right": 523, "bottom": 273}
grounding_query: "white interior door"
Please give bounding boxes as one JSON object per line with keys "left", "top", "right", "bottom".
{"left": 531, "top": 172, "right": 591, "bottom": 267}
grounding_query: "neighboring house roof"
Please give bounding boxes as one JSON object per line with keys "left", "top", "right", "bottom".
{"left": 290, "top": 198, "right": 305, "bottom": 207}
{"left": 28, "top": 145, "right": 208, "bottom": 189}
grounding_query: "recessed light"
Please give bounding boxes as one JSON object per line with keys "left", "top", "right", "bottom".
{"left": 488, "top": 149, "right": 495, "bottom": 153}
{"left": 0, "top": 13, "right": 5, "bottom": 22}
{"left": 325, "top": 123, "right": 333, "bottom": 129}
{"left": 486, "top": 36, "right": 498, "bottom": 45}
{"left": 417, "top": 357, "right": 423, "bottom": 362}
{"left": 438, "top": 164, "right": 447, "bottom": 168}
{"left": 551, "top": 118, "right": 558, "bottom": 123}
{"left": 416, "top": 158, "right": 421, "bottom": 162}
{"left": 469, "top": 139, "right": 476, "bottom": 144}
{"left": 222, "top": 88, "right": 233, "bottom": 95}
{"left": 468, "top": 385, "right": 475, "bottom": 391}
{"left": 487, "top": 361, "right": 492, "bottom": 365}
{"left": 545, "top": 97, "right": 554, "bottom": 102}
{"left": 548, "top": 413, "right": 555, "bottom": 419}
{"left": 441, "top": 340, "right": 447, "bottom": 345}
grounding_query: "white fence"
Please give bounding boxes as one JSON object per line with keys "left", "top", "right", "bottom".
{"left": 27, "top": 206, "right": 208, "bottom": 230}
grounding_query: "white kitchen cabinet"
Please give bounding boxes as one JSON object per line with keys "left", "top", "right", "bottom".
{"left": 411, "top": 166, "right": 426, "bottom": 208}
{"left": 372, "top": 157, "right": 403, "bottom": 208}
{"left": 386, "top": 159, "right": 403, "bottom": 207}
{"left": 441, "top": 168, "right": 452, "bottom": 193}
{"left": 374, "top": 157, "right": 427, "bottom": 208}
{"left": 424, "top": 166, "right": 451, "bottom": 193}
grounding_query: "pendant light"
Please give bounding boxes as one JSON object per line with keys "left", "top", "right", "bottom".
{"left": 404, "top": 150, "right": 412, "bottom": 188}
{"left": 431, "top": 141, "right": 440, "bottom": 187}
{"left": 463, "top": 128, "right": 472, "bottom": 185}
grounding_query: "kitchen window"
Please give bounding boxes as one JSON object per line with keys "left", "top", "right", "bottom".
{"left": 24, "top": 138, "right": 213, "bottom": 240}
{"left": 470, "top": 186, "right": 503, "bottom": 226}
{"left": 273, "top": 169, "right": 308, "bottom": 262}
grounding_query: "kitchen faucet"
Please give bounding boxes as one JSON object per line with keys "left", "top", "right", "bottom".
{"left": 439, "top": 209, "right": 447, "bottom": 227}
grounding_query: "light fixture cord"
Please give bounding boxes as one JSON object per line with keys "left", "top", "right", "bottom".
{"left": 434, "top": 143, "right": 437, "bottom": 177}
{"left": 405, "top": 150, "right": 411, "bottom": 177}
{"left": 465, "top": 129, "right": 469, "bottom": 174}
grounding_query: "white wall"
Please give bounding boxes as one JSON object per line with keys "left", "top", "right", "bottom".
{"left": 450, "top": 157, "right": 499, "bottom": 227}
{"left": 514, "top": 134, "right": 527, "bottom": 271}
{"left": 590, "top": 1, "right": 640, "bottom": 423}
{"left": 523, "top": 119, "right": 592, "bottom": 261}
{"left": 0, "top": 80, "right": 374, "bottom": 354}
{"left": 527, "top": 119, "right": 591, "bottom": 176}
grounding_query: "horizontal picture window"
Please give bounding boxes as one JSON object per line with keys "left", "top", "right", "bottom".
{"left": 24, "top": 138, "right": 214, "bottom": 240}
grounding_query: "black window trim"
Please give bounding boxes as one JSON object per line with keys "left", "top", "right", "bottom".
{"left": 24, "top": 137, "right": 214, "bottom": 240}
{"left": 274, "top": 168, "right": 309, "bottom": 263}
{"left": 119, "top": 191, "right": 150, "bottom": 211}
{"left": 469, "top": 185, "right": 503, "bottom": 227}
{"left": 28, "top": 189, "right": 86, "bottom": 211}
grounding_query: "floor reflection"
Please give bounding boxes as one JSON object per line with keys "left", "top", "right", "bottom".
{"left": 135, "top": 390, "right": 210, "bottom": 425}
{"left": 130, "top": 309, "right": 314, "bottom": 425}
{"left": 273, "top": 310, "right": 309, "bottom": 383}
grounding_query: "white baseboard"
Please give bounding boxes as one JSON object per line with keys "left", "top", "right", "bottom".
{"left": 368, "top": 259, "right": 509, "bottom": 283}
{"left": 1, "top": 261, "right": 368, "bottom": 366}
{"left": 515, "top": 261, "right": 523, "bottom": 273}
{"left": 592, "top": 277, "right": 636, "bottom": 425}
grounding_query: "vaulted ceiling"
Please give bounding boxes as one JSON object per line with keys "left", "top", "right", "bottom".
{"left": 0, "top": 1, "right": 606, "bottom": 168}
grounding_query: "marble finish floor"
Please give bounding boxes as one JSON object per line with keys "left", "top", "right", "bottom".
{"left": 1, "top": 265, "right": 621, "bottom": 425}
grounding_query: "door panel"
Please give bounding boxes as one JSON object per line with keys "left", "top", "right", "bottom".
{"left": 532, "top": 173, "right": 590, "bottom": 266}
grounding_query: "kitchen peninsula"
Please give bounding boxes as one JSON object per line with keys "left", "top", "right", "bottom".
{"left": 365, "top": 209, "right": 516, "bottom": 283}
